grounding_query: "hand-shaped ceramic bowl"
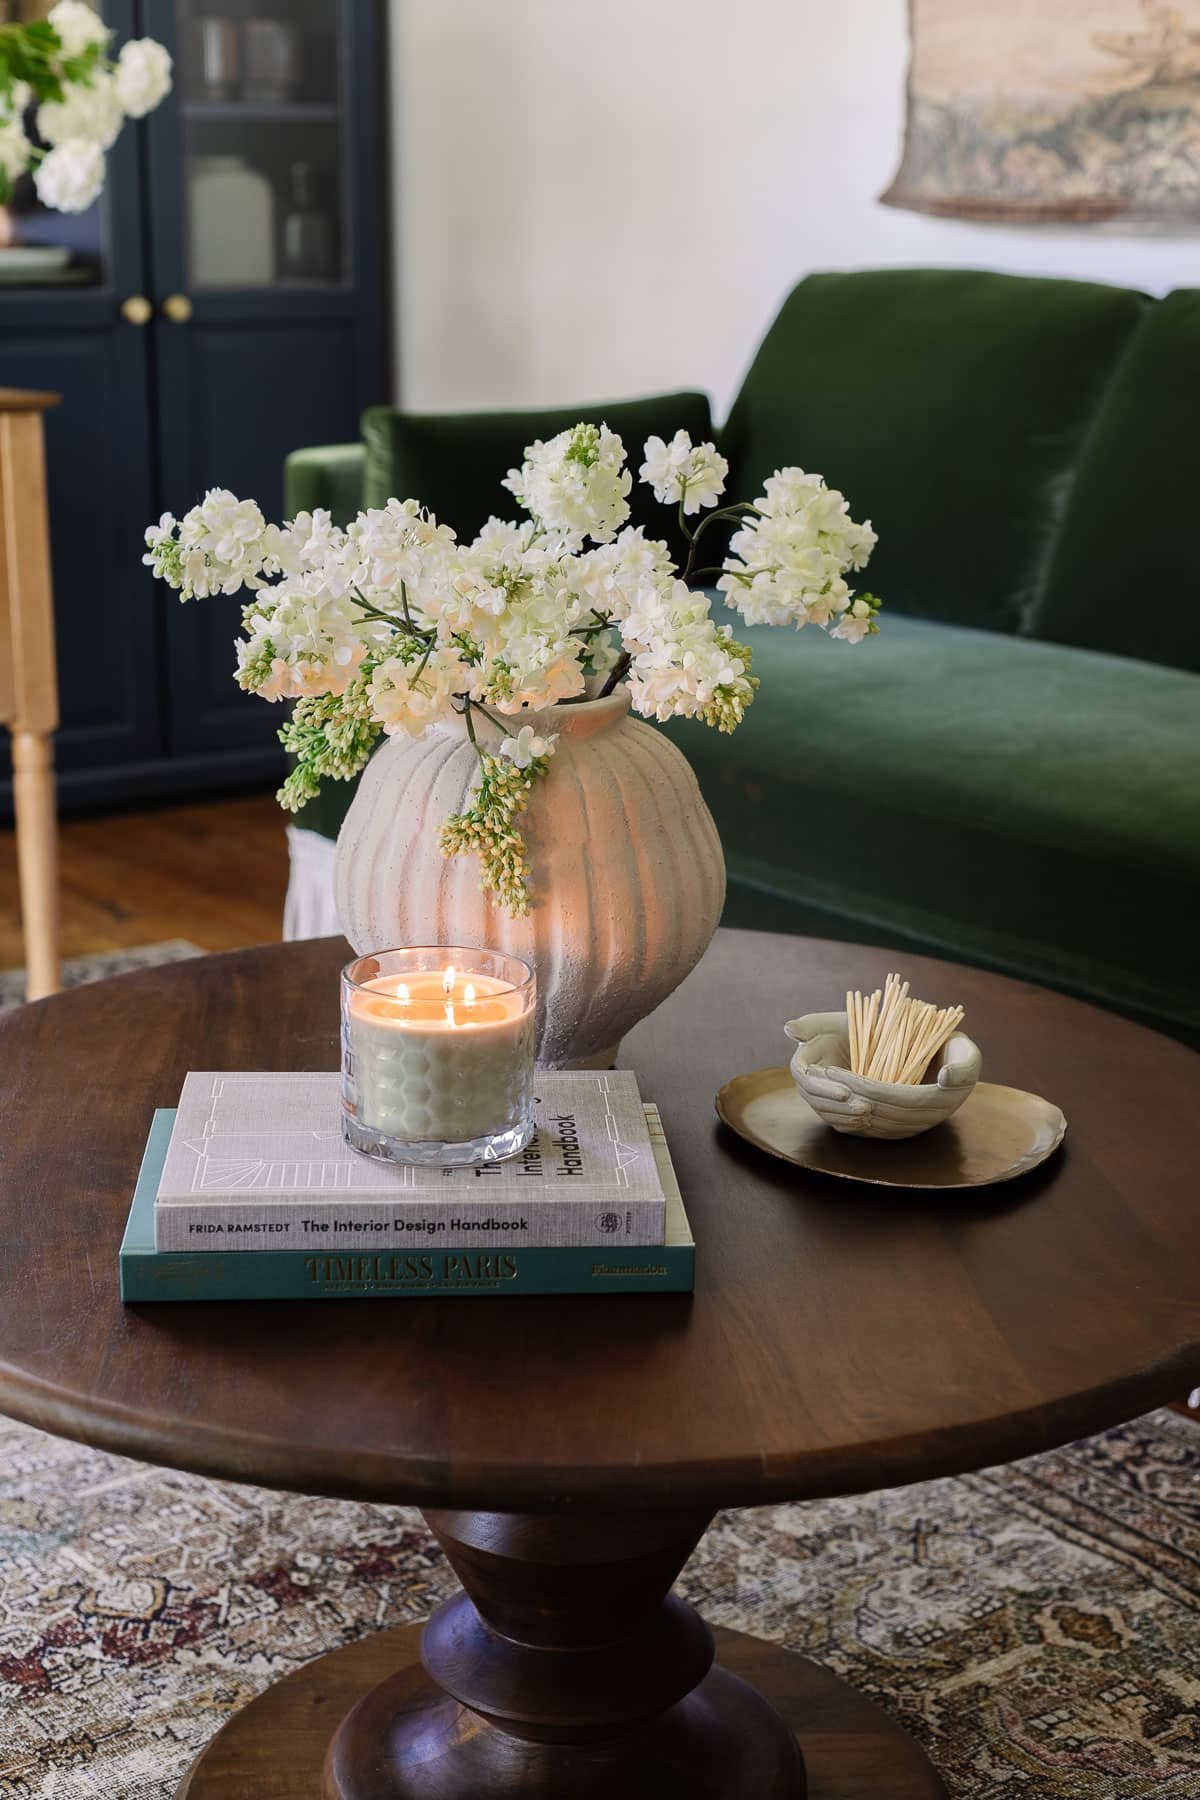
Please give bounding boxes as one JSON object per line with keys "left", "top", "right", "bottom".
{"left": 784, "top": 1010, "right": 982, "bottom": 1140}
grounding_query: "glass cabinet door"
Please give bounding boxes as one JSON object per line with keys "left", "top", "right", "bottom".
{"left": 0, "top": 0, "right": 131, "bottom": 292}
{"left": 0, "top": 167, "right": 107, "bottom": 291}
{"left": 175, "top": 0, "right": 345, "bottom": 289}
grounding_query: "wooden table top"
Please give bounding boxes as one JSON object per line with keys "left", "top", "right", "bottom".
{"left": 0, "top": 930, "right": 1196, "bottom": 1512}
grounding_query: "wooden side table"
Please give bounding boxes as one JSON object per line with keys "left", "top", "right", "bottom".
{"left": 0, "top": 932, "right": 1196, "bottom": 1797}
{"left": 0, "top": 387, "right": 61, "bottom": 1000}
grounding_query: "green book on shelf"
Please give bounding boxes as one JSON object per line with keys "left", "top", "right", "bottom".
{"left": 120, "top": 1108, "right": 695, "bottom": 1302}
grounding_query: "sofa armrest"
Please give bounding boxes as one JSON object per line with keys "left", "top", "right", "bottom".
{"left": 284, "top": 443, "right": 365, "bottom": 528}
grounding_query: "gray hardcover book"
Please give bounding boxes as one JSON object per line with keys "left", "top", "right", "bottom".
{"left": 154, "top": 1070, "right": 666, "bottom": 1250}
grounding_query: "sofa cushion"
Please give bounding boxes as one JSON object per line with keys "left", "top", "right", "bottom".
{"left": 284, "top": 442, "right": 365, "bottom": 528}
{"left": 721, "top": 270, "right": 1148, "bottom": 636}
{"left": 660, "top": 613, "right": 1200, "bottom": 1035}
{"left": 1031, "top": 289, "right": 1200, "bottom": 674}
{"left": 361, "top": 392, "right": 714, "bottom": 565}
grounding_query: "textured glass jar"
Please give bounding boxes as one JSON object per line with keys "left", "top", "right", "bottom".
{"left": 340, "top": 947, "right": 536, "bottom": 1166}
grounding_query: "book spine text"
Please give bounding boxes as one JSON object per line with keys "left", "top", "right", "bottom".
{"left": 153, "top": 1196, "right": 666, "bottom": 1252}
{"left": 123, "top": 1243, "right": 693, "bottom": 1301}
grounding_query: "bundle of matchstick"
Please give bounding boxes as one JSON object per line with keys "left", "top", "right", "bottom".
{"left": 845, "top": 974, "right": 965, "bottom": 1086}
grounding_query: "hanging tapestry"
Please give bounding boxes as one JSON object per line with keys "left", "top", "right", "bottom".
{"left": 884, "top": 0, "right": 1200, "bottom": 222}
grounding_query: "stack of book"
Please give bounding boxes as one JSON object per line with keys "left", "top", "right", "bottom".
{"left": 120, "top": 1069, "right": 694, "bottom": 1301}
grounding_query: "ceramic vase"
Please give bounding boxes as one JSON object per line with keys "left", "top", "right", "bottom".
{"left": 335, "top": 689, "right": 725, "bottom": 1067}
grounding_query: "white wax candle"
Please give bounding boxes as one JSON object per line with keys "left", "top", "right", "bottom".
{"left": 347, "top": 965, "right": 535, "bottom": 1144}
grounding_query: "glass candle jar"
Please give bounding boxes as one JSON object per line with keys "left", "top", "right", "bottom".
{"left": 340, "top": 947, "right": 536, "bottom": 1166}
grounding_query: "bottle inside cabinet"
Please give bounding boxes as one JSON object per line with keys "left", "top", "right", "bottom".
{"left": 282, "top": 161, "right": 333, "bottom": 280}
{"left": 188, "top": 154, "right": 276, "bottom": 287}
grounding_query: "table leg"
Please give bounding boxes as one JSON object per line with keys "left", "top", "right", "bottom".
{"left": 11, "top": 728, "right": 60, "bottom": 1001}
{"left": 325, "top": 1507, "right": 800, "bottom": 1798}
{"left": 178, "top": 1507, "right": 949, "bottom": 1799}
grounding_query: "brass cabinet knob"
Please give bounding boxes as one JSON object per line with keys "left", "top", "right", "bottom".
{"left": 120, "top": 295, "right": 153, "bottom": 326}
{"left": 162, "top": 293, "right": 194, "bottom": 323}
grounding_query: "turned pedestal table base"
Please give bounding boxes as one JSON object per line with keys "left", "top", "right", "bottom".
{"left": 177, "top": 1509, "right": 947, "bottom": 1799}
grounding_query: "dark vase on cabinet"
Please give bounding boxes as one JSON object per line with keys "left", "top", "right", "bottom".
{"left": 0, "top": 0, "right": 388, "bottom": 820}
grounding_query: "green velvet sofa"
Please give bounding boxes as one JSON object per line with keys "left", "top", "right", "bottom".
{"left": 284, "top": 268, "right": 1200, "bottom": 1043}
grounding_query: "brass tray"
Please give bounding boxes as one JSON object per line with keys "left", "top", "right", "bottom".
{"left": 715, "top": 1067, "right": 1067, "bottom": 1189}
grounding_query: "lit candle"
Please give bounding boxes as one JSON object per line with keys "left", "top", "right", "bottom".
{"left": 341, "top": 948, "right": 536, "bottom": 1165}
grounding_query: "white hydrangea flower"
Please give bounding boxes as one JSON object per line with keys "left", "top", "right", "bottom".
{"left": 142, "top": 512, "right": 176, "bottom": 576}
{"left": 487, "top": 618, "right": 588, "bottom": 713}
{"left": 618, "top": 583, "right": 672, "bottom": 648}
{"left": 619, "top": 579, "right": 755, "bottom": 731}
{"left": 717, "top": 467, "right": 877, "bottom": 632}
{"left": 368, "top": 647, "right": 465, "bottom": 737}
{"left": 471, "top": 517, "right": 533, "bottom": 559}
{"left": 142, "top": 488, "right": 271, "bottom": 598}
{"left": 502, "top": 423, "right": 631, "bottom": 545}
{"left": 236, "top": 578, "right": 369, "bottom": 701}
{"left": 831, "top": 597, "right": 877, "bottom": 644}
{"left": 421, "top": 548, "right": 508, "bottom": 634}
{"left": 568, "top": 527, "right": 674, "bottom": 621}
{"left": 525, "top": 650, "right": 586, "bottom": 707}
{"left": 466, "top": 520, "right": 559, "bottom": 597}
{"left": 639, "top": 431, "right": 729, "bottom": 514}
{"left": 184, "top": 488, "right": 267, "bottom": 568}
{"left": 114, "top": 38, "right": 173, "bottom": 117}
{"left": 34, "top": 138, "right": 104, "bottom": 213}
{"left": 350, "top": 497, "right": 456, "bottom": 596}
{"left": 48, "top": 0, "right": 112, "bottom": 57}
{"left": 262, "top": 508, "right": 343, "bottom": 579}
{"left": 0, "top": 118, "right": 29, "bottom": 185}
{"left": 38, "top": 70, "right": 124, "bottom": 148}
{"left": 500, "top": 724, "right": 558, "bottom": 769}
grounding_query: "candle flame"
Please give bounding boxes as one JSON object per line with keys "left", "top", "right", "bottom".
{"left": 395, "top": 981, "right": 411, "bottom": 1004}
{"left": 442, "top": 964, "right": 456, "bottom": 996}
{"left": 464, "top": 982, "right": 476, "bottom": 1006}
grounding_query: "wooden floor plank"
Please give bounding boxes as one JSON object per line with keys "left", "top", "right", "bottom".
{"left": 0, "top": 793, "right": 290, "bottom": 966}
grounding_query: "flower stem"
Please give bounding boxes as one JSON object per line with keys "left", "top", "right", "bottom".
{"left": 682, "top": 503, "right": 759, "bottom": 582}
{"left": 569, "top": 612, "right": 613, "bottom": 638}
{"left": 687, "top": 566, "right": 728, "bottom": 585}
{"left": 598, "top": 652, "right": 631, "bottom": 698}
{"left": 352, "top": 588, "right": 430, "bottom": 634}
{"left": 471, "top": 699, "right": 510, "bottom": 734}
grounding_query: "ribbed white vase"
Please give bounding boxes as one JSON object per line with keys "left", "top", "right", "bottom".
{"left": 335, "top": 688, "right": 725, "bottom": 1067}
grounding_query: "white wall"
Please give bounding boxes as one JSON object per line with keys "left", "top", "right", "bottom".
{"left": 390, "top": 0, "right": 1200, "bottom": 419}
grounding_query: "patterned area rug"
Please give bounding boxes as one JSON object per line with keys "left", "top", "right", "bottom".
{"left": 0, "top": 942, "right": 203, "bottom": 1012}
{"left": 0, "top": 1412, "right": 1196, "bottom": 1797}
{"left": 0, "top": 947, "right": 1197, "bottom": 1796}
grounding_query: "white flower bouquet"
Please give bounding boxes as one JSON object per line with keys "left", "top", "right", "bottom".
{"left": 145, "top": 425, "right": 881, "bottom": 914}
{"left": 0, "top": 1, "right": 171, "bottom": 215}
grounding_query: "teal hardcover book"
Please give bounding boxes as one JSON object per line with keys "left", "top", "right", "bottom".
{"left": 120, "top": 1110, "right": 695, "bottom": 1302}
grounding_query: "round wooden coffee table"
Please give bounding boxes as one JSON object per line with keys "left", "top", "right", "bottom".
{"left": 0, "top": 930, "right": 1196, "bottom": 1798}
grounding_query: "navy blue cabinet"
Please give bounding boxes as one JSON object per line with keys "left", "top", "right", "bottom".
{"left": 0, "top": 0, "right": 388, "bottom": 818}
